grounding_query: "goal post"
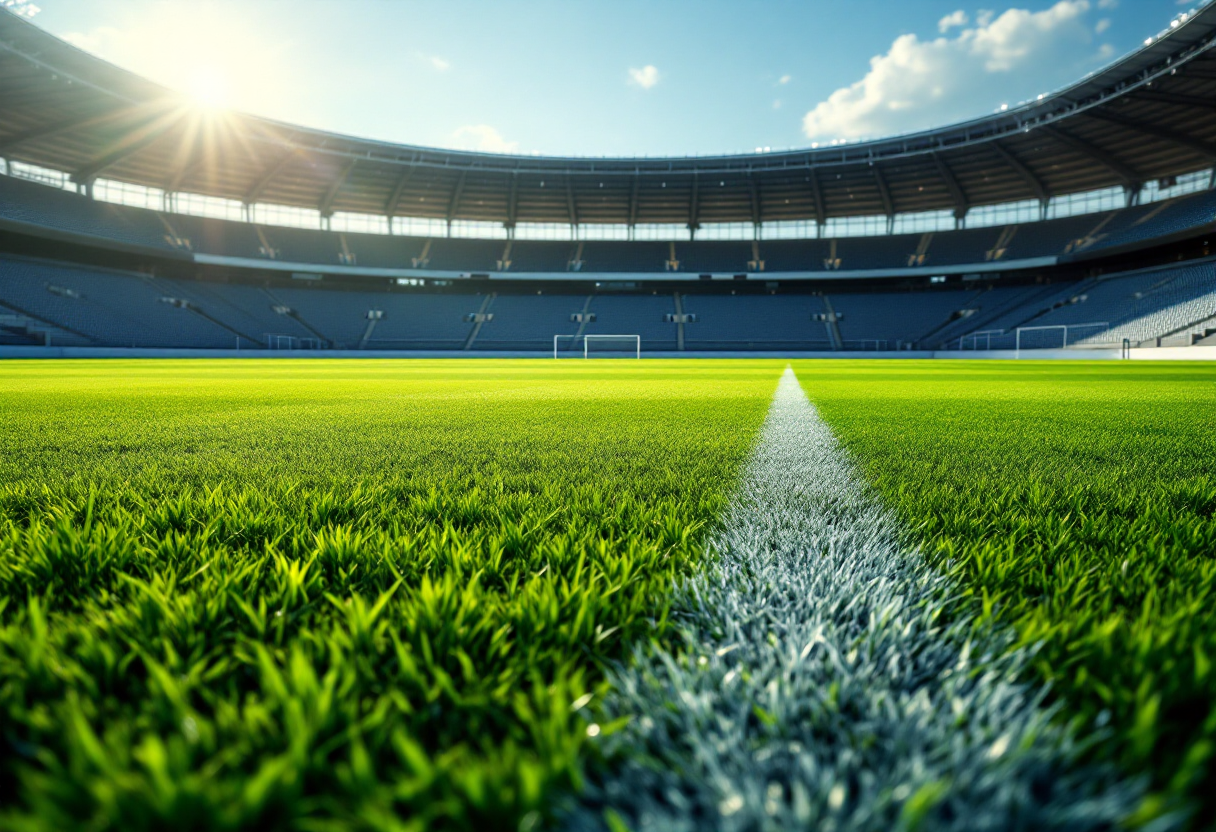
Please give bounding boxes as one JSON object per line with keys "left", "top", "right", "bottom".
{"left": 584, "top": 334, "right": 641, "bottom": 359}
{"left": 553, "top": 334, "right": 578, "bottom": 359}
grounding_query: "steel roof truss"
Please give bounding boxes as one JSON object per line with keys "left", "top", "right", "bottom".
{"left": 1086, "top": 108, "right": 1216, "bottom": 161}
{"left": 243, "top": 151, "right": 297, "bottom": 205}
{"left": 872, "top": 165, "right": 894, "bottom": 217}
{"left": 506, "top": 174, "right": 518, "bottom": 228}
{"left": 446, "top": 170, "right": 468, "bottom": 223}
{"left": 319, "top": 158, "right": 358, "bottom": 217}
{"left": 932, "top": 154, "right": 968, "bottom": 219}
{"left": 990, "top": 141, "right": 1049, "bottom": 203}
{"left": 1041, "top": 125, "right": 1141, "bottom": 188}
{"left": 72, "top": 110, "right": 185, "bottom": 184}
{"left": 384, "top": 167, "right": 416, "bottom": 217}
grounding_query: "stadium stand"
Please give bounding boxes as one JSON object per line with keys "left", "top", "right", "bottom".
{"left": 506, "top": 242, "right": 579, "bottom": 273}
{"left": 362, "top": 293, "right": 481, "bottom": 349}
{"left": 169, "top": 214, "right": 264, "bottom": 260}
{"left": 154, "top": 278, "right": 320, "bottom": 346}
{"left": 581, "top": 294, "right": 679, "bottom": 350}
{"left": 1084, "top": 190, "right": 1216, "bottom": 254}
{"left": 681, "top": 294, "right": 830, "bottom": 350}
{"left": 928, "top": 227, "right": 1009, "bottom": 266}
{"left": 1006, "top": 214, "right": 1106, "bottom": 260}
{"left": 930, "top": 283, "right": 1063, "bottom": 347}
{"left": 0, "top": 175, "right": 170, "bottom": 252}
{"left": 476, "top": 294, "right": 586, "bottom": 350}
{"left": 832, "top": 236, "right": 926, "bottom": 272}
{"left": 0, "top": 256, "right": 234, "bottom": 347}
{"left": 425, "top": 239, "right": 505, "bottom": 272}
{"left": 6, "top": 171, "right": 1216, "bottom": 280}
{"left": 5, "top": 2, "right": 1216, "bottom": 355}
{"left": 675, "top": 242, "right": 755, "bottom": 274}
{"left": 1034, "top": 262, "right": 1216, "bottom": 346}
{"left": 341, "top": 233, "right": 430, "bottom": 269}
{"left": 753, "top": 240, "right": 834, "bottom": 273}
{"left": 5, "top": 245, "right": 1216, "bottom": 351}
{"left": 831, "top": 289, "right": 982, "bottom": 347}
{"left": 578, "top": 242, "right": 672, "bottom": 273}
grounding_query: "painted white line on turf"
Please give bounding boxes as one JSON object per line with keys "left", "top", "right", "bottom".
{"left": 566, "top": 367, "right": 1159, "bottom": 832}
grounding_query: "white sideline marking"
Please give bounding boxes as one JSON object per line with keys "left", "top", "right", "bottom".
{"left": 566, "top": 367, "right": 1151, "bottom": 831}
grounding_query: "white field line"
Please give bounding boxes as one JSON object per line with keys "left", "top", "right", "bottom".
{"left": 566, "top": 367, "right": 1157, "bottom": 831}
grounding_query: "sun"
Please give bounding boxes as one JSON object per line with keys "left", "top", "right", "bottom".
{"left": 186, "top": 66, "right": 230, "bottom": 110}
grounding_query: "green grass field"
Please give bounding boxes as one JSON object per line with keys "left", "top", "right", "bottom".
{"left": 0, "top": 358, "right": 1213, "bottom": 830}
{"left": 799, "top": 360, "right": 1216, "bottom": 825}
{"left": 0, "top": 360, "right": 776, "bottom": 830}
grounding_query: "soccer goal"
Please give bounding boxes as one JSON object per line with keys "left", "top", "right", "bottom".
{"left": 1015, "top": 322, "right": 1109, "bottom": 356}
{"left": 552, "top": 334, "right": 641, "bottom": 358}
{"left": 584, "top": 334, "right": 640, "bottom": 359}
{"left": 551, "top": 334, "right": 641, "bottom": 359}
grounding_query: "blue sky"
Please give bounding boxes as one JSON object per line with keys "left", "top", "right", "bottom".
{"left": 19, "top": 0, "right": 1198, "bottom": 157}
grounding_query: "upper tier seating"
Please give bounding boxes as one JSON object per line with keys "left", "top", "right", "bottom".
{"left": 5, "top": 171, "right": 1216, "bottom": 275}
{"left": 169, "top": 214, "right": 264, "bottom": 259}
{"left": 1085, "top": 190, "right": 1216, "bottom": 253}
{"left": 0, "top": 175, "right": 170, "bottom": 251}
{"left": 674, "top": 242, "right": 755, "bottom": 274}
{"left": 504, "top": 242, "right": 577, "bottom": 273}
{"left": 755, "top": 240, "right": 834, "bottom": 272}
{"left": 579, "top": 242, "right": 671, "bottom": 273}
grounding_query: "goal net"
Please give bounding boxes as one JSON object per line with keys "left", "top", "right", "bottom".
{"left": 1015, "top": 322, "right": 1109, "bottom": 352}
{"left": 552, "top": 334, "right": 641, "bottom": 358}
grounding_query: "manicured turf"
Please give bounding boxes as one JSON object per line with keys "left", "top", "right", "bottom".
{"left": 2, "top": 358, "right": 1214, "bottom": 830}
{"left": 798, "top": 360, "right": 1216, "bottom": 826}
{"left": 0, "top": 359, "right": 775, "bottom": 830}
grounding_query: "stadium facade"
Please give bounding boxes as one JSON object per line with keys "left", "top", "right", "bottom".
{"left": 2, "top": 6, "right": 1216, "bottom": 354}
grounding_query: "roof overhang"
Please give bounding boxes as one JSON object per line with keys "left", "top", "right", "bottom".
{"left": 3, "top": 7, "right": 1216, "bottom": 225}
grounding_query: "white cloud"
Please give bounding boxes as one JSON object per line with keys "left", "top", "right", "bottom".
{"left": 451, "top": 124, "right": 519, "bottom": 154}
{"left": 1098, "top": 0, "right": 1118, "bottom": 8}
{"left": 778, "top": 74, "right": 792, "bottom": 85}
{"left": 628, "top": 65, "right": 660, "bottom": 89}
{"left": 773, "top": 99, "right": 783, "bottom": 109}
{"left": 803, "top": 1, "right": 1104, "bottom": 141}
{"left": 425, "top": 54, "right": 451, "bottom": 72}
{"left": 1, "top": 1, "right": 40, "bottom": 18}
{"left": 939, "top": 10, "right": 970, "bottom": 33}
{"left": 1096, "top": 18, "right": 1112, "bottom": 33}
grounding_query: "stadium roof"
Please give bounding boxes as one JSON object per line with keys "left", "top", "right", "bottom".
{"left": 3, "top": 7, "right": 1216, "bottom": 228}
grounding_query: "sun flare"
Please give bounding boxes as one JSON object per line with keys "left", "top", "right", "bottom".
{"left": 186, "top": 66, "right": 229, "bottom": 110}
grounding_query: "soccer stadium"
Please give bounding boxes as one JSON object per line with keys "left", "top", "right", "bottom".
{"left": 0, "top": 0, "right": 1214, "bottom": 829}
